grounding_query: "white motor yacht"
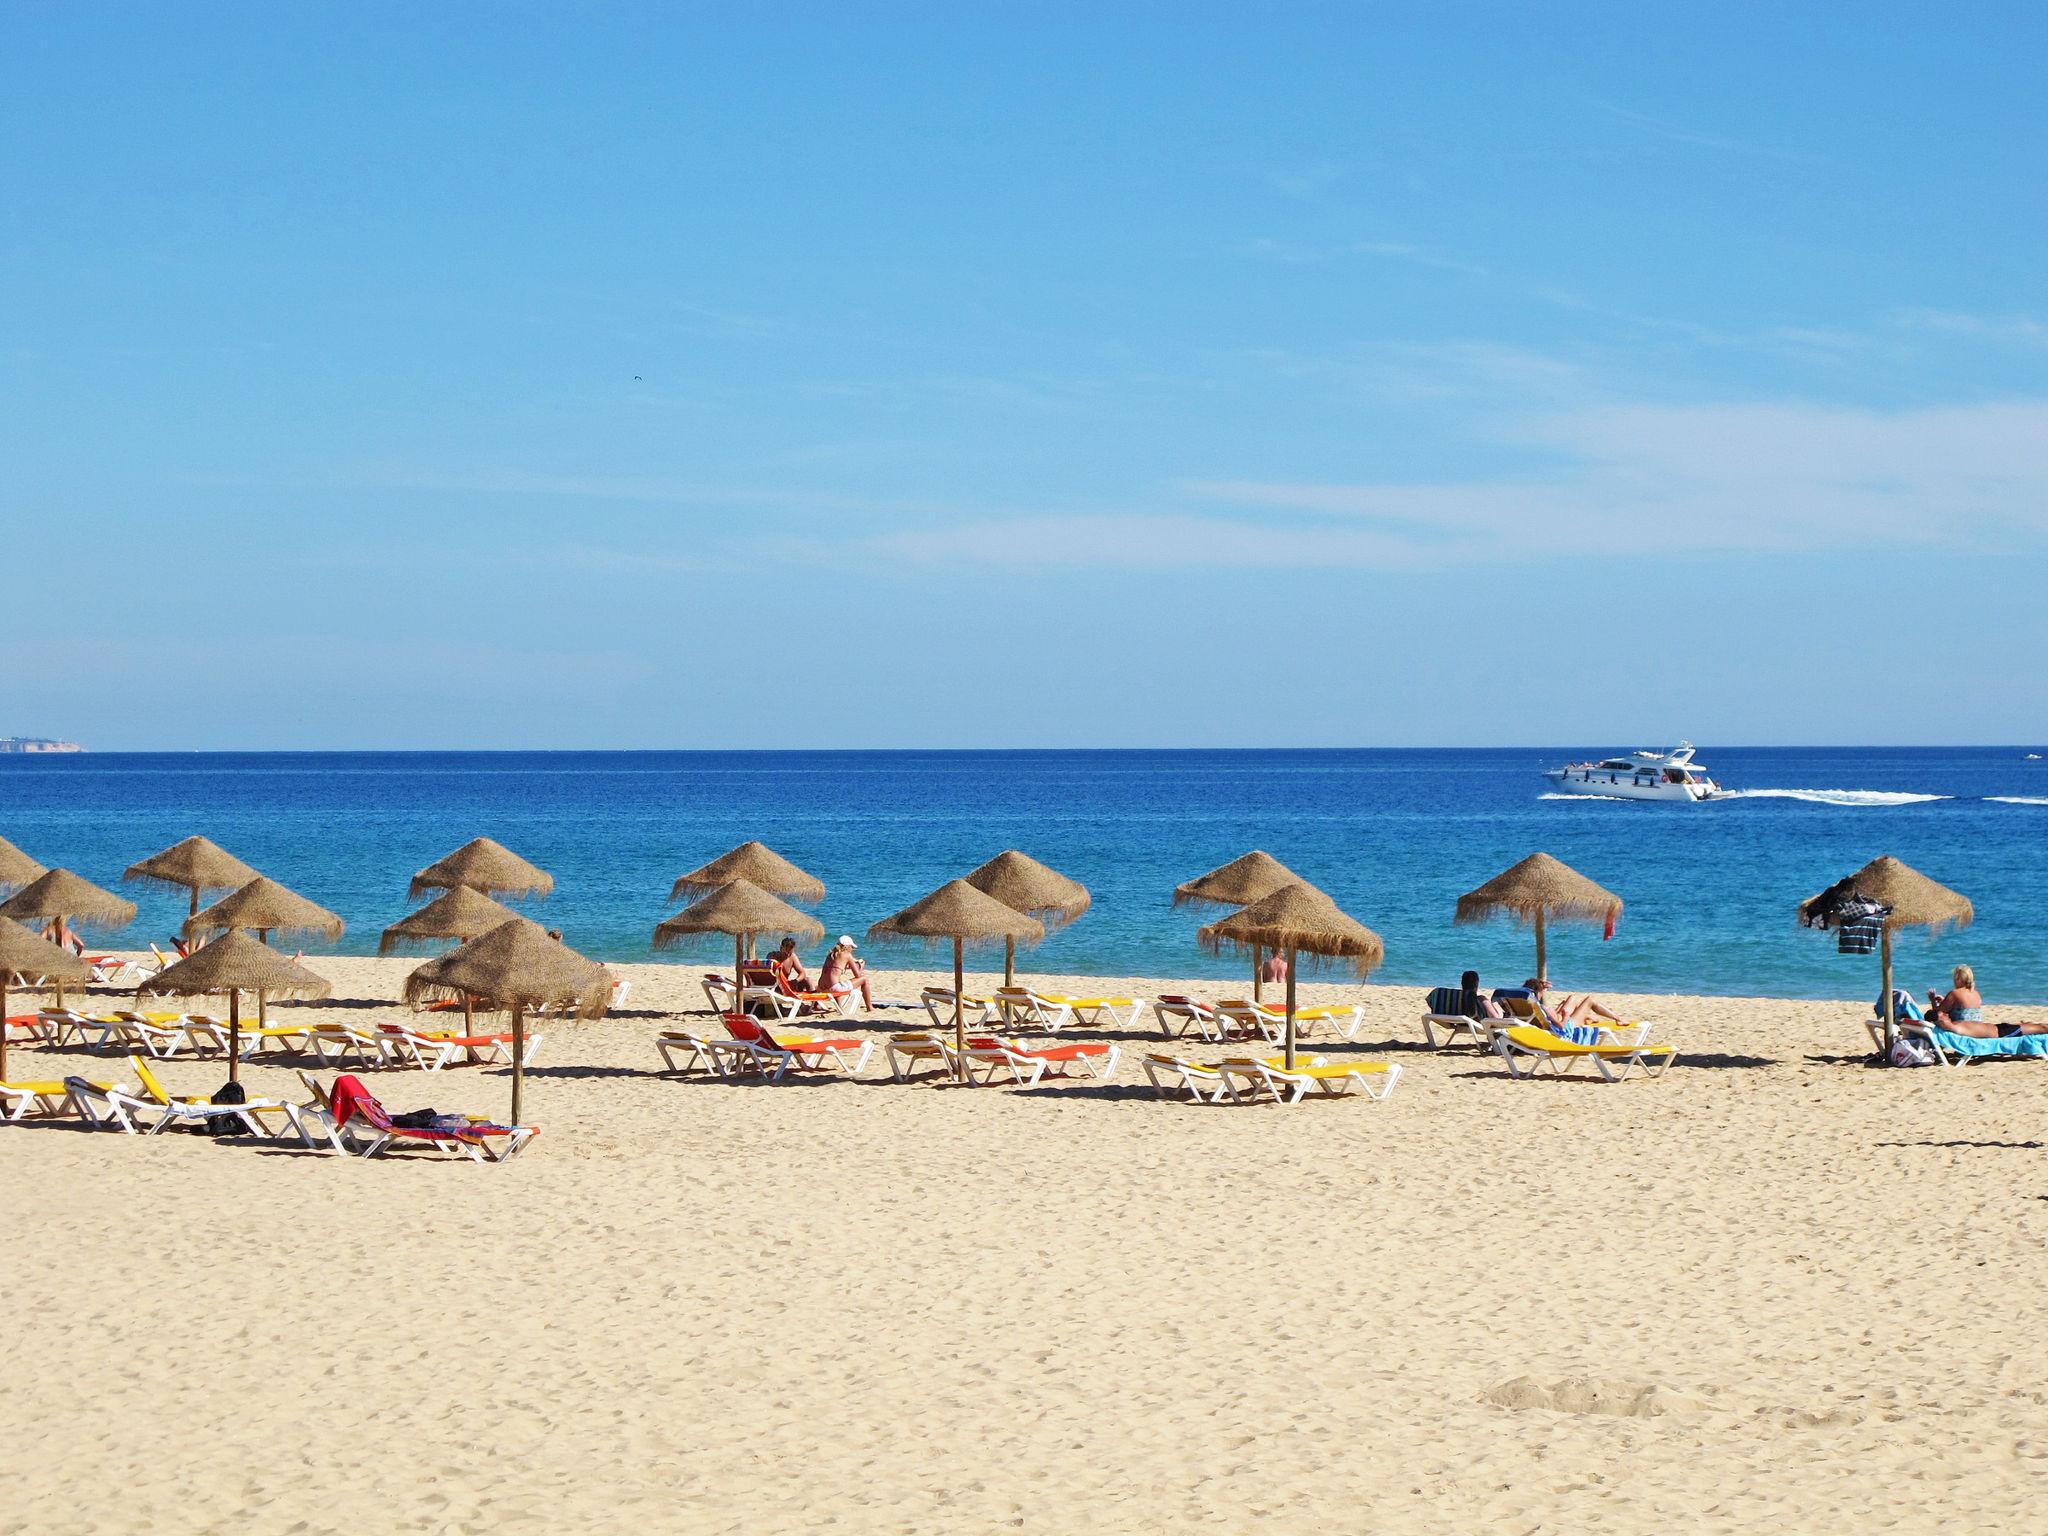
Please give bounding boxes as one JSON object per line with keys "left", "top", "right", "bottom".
{"left": 1544, "top": 743, "right": 1726, "bottom": 802}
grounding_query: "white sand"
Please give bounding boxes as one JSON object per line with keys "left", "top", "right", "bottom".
{"left": 4, "top": 954, "right": 2046, "bottom": 1534}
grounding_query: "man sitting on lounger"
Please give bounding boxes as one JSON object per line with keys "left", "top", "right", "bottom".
{"left": 1526, "top": 977, "right": 1624, "bottom": 1030}
{"left": 770, "top": 936, "right": 814, "bottom": 992}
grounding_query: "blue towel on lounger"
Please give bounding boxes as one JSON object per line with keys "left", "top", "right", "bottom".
{"left": 1926, "top": 1028, "right": 2048, "bottom": 1059}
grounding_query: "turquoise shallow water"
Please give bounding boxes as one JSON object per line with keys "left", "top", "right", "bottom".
{"left": 3, "top": 747, "right": 2044, "bottom": 1002}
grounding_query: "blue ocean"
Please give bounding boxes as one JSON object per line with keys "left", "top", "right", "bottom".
{"left": 3, "top": 747, "right": 2044, "bottom": 1002}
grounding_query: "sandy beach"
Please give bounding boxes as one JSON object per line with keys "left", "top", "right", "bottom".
{"left": 4, "top": 952, "right": 2045, "bottom": 1535}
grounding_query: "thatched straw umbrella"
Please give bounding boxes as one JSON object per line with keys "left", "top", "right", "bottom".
{"left": 123, "top": 836, "right": 261, "bottom": 931}
{"left": 653, "top": 879, "right": 825, "bottom": 1011}
{"left": 1454, "top": 852, "right": 1622, "bottom": 983}
{"left": 405, "top": 919, "right": 611, "bottom": 1125}
{"left": 0, "top": 869, "right": 137, "bottom": 1008}
{"left": 380, "top": 886, "right": 520, "bottom": 1034}
{"left": 1799, "top": 856, "right": 1973, "bottom": 1055}
{"left": 380, "top": 886, "right": 519, "bottom": 955}
{"left": 1174, "top": 850, "right": 1311, "bottom": 1002}
{"left": 409, "top": 838, "right": 554, "bottom": 901}
{"left": 144, "top": 931, "right": 330, "bottom": 1084}
{"left": 671, "top": 842, "right": 824, "bottom": 905}
{"left": 670, "top": 842, "right": 824, "bottom": 965}
{"left": 183, "top": 877, "right": 343, "bottom": 1027}
{"left": 963, "top": 850, "right": 1090, "bottom": 987}
{"left": 1199, "top": 883, "right": 1383, "bottom": 1070}
{"left": 869, "top": 880, "right": 1045, "bottom": 1077}
{"left": 0, "top": 835, "right": 47, "bottom": 897}
{"left": 0, "top": 916, "right": 91, "bottom": 1080}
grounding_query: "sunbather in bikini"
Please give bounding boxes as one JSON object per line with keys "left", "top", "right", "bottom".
{"left": 1926, "top": 965, "right": 2048, "bottom": 1037}
{"left": 1526, "top": 977, "right": 1623, "bottom": 1029}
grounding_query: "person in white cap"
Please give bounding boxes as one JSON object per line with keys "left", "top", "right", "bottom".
{"left": 818, "top": 934, "right": 873, "bottom": 1011}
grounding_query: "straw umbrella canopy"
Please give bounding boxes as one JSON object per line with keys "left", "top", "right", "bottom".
{"left": 408, "top": 837, "right": 554, "bottom": 900}
{"left": 869, "top": 880, "right": 1045, "bottom": 1076}
{"left": 0, "top": 916, "right": 91, "bottom": 1080}
{"left": 963, "top": 850, "right": 1090, "bottom": 987}
{"left": 670, "top": 842, "right": 824, "bottom": 906}
{"left": 1799, "top": 856, "right": 1974, "bottom": 1054}
{"left": 1174, "top": 850, "right": 1312, "bottom": 1002}
{"left": 380, "top": 886, "right": 520, "bottom": 955}
{"left": 182, "top": 877, "right": 343, "bottom": 1028}
{"left": 0, "top": 869, "right": 137, "bottom": 1008}
{"left": 123, "top": 836, "right": 261, "bottom": 928}
{"left": 653, "top": 879, "right": 825, "bottom": 1011}
{"left": 405, "top": 919, "right": 611, "bottom": 1124}
{"left": 1454, "top": 852, "right": 1623, "bottom": 983}
{"left": 0, "top": 835, "right": 47, "bottom": 896}
{"left": 1199, "top": 882, "right": 1384, "bottom": 1070}
{"left": 143, "top": 931, "right": 330, "bottom": 1085}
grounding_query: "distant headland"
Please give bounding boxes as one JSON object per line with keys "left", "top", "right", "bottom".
{"left": 0, "top": 737, "right": 83, "bottom": 753}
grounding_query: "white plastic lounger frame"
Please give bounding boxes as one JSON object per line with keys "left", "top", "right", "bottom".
{"left": 1492, "top": 1028, "right": 1677, "bottom": 1082}
{"left": 1219, "top": 1000, "right": 1366, "bottom": 1044}
{"left": 654, "top": 1030, "right": 753, "bottom": 1077}
{"left": 1215, "top": 1056, "right": 1403, "bottom": 1105}
{"left": 66, "top": 1080, "right": 291, "bottom": 1137}
{"left": 885, "top": 1032, "right": 958, "bottom": 1082}
{"left": 1151, "top": 997, "right": 1224, "bottom": 1041}
{"left": 920, "top": 987, "right": 996, "bottom": 1030}
{"left": 1142, "top": 1054, "right": 1229, "bottom": 1103}
{"left": 700, "top": 973, "right": 737, "bottom": 1014}
{"left": 1421, "top": 1011, "right": 1499, "bottom": 1050}
{"left": 959, "top": 1039, "right": 1121, "bottom": 1087}
{"left": 736, "top": 1034, "right": 874, "bottom": 1082}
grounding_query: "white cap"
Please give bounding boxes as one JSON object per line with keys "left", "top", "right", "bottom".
{"left": 837, "top": 935, "right": 856, "bottom": 948}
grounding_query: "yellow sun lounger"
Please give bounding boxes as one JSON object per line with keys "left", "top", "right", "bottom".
{"left": 1494, "top": 1025, "right": 1677, "bottom": 1082}
{"left": 1216, "top": 999, "right": 1366, "bottom": 1043}
{"left": 1, "top": 1077, "right": 121, "bottom": 1121}
{"left": 992, "top": 988, "right": 1146, "bottom": 1031}
{"left": 1216, "top": 1055, "right": 1402, "bottom": 1104}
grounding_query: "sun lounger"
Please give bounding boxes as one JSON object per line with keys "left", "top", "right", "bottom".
{"left": 1217, "top": 999, "right": 1366, "bottom": 1043}
{"left": 919, "top": 986, "right": 996, "bottom": 1030}
{"left": 5, "top": 1012, "right": 56, "bottom": 1047}
{"left": 324, "top": 1074, "right": 538, "bottom": 1162}
{"left": 1893, "top": 1021, "right": 2048, "bottom": 1066}
{"left": 297, "top": 1023, "right": 397, "bottom": 1068}
{"left": 2, "top": 1074, "right": 125, "bottom": 1121}
{"left": 1150, "top": 995, "right": 1227, "bottom": 1041}
{"left": 68, "top": 1057, "right": 292, "bottom": 1136}
{"left": 991, "top": 987, "right": 1145, "bottom": 1033}
{"left": 38, "top": 1008, "right": 120, "bottom": 1049}
{"left": 1493, "top": 1024, "right": 1677, "bottom": 1081}
{"left": 653, "top": 1028, "right": 755, "bottom": 1077}
{"left": 720, "top": 1014, "right": 872, "bottom": 1080}
{"left": 1141, "top": 1054, "right": 1229, "bottom": 1102}
{"left": 700, "top": 972, "right": 738, "bottom": 1013}
{"left": 1214, "top": 1055, "right": 1402, "bottom": 1104}
{"left": 958, "top": 1034, "right": 1120, "bottom": 1086}
{"left": 883, "top": 1031, "right": 958, "bottom": 1081}
{"left": 738, "top": 963, "right": 859, "bottom": 1020}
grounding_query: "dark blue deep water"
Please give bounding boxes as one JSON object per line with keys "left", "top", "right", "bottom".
{"left": 3, "top": 747, "right": 2044, "bottom": 1001}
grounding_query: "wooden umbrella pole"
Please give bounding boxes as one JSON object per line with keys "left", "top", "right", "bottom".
{"left": 227, "top": 989, "right": 241, "bottom": 1085}
{"left": 1004, "top": 935, "right": 1014, "bottom": 989}
{"left": 52, "top": 921, "right": 65, "bottom": 1011}
{"left": 1253, "top": 944, "right": 1263, "bottom": 1004}
{"left": 1880, "top": 928, "right": 1896, "bottom": 1057}
{"left": 735, "top": 934, "right": 746, "bottom": 1014}
{"left": 511, "top": 1002, "right": 525, "bottom": 1125}
{"left": 1535, "top": 909, "right": 1548, "bottom": 983}
{"left": 1, "top": 976, "right": 10, "bottom": 1080}
{"left": 1283, "top": 949, "right": 1298, "bottom": 1072}
{"left": 953, "top": 938, "right": 966, "bottom": 1081}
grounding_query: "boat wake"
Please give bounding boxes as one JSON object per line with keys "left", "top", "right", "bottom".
{"left": 1538, "top": 792, "right": 1636, "bottom": 802}
{"left": 1719, "top": 788, "right": 1948, "bottom": 807}
{"left": 1987, "top": 795, "right": 2048, "bottom": 806}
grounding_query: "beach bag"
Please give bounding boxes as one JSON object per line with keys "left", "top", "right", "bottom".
{"left": 1888, "top": 1036, "right": 1936, "bottom": 1068}
{"left": 207, "top": 1078, "right": 248, "bottom": 1137}
{"left": 390, "top": 1107, "right": 445, "bottom": 1128}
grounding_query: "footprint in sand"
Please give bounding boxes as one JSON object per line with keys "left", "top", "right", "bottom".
{"left": 1482, "top": 1374, "right": 1703, "bottom": 1418}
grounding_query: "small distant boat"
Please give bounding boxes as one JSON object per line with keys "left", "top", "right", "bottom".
{"left": 2027, "top": 753, "right": 2042, "bottom": 760}
{"left": 1544, "top": 742, "right": 1726, "bottom": 803}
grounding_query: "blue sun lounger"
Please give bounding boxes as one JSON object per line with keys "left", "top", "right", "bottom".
{"left": 1912, "top": 1025, "right": 2048, "bottom": 1067}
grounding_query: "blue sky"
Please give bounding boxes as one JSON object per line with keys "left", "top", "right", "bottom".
{"left": 5, "top": 3, "right": 2045, "bottom": 749}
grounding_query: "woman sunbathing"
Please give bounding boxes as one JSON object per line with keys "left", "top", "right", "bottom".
{"left": 1526, "top": 977, "right": 1624, "bottom": 1029}
{"left": 1926, "top": 965, "right": 2048, "bottom": 1037}
{"left": 817, "top": 936, "right": 874, "bottom": 1009}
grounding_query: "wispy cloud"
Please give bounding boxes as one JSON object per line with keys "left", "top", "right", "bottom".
{"left": 1892, "top": 308, "right": 2048, "bottom": 346}
{"left": 1593, "top": 102, "right": 1827, "bottom": 166}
